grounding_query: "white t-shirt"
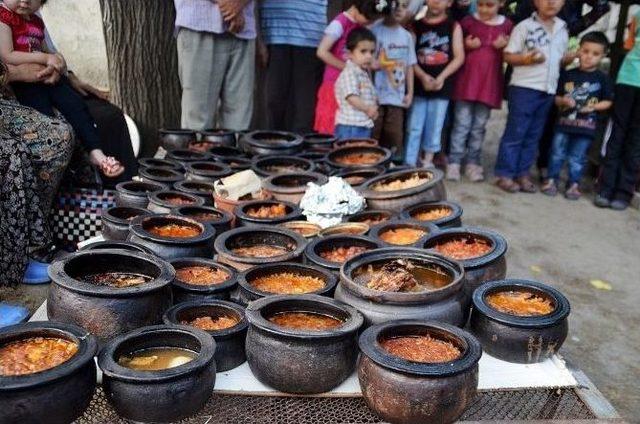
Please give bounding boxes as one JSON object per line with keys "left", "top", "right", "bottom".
{"left": 505, "top": 13, "right": 569, "bottom": 94}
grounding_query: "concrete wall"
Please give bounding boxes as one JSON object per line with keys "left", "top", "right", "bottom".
{"left": 41, "top": 0, "right": 109, "bottom": 89}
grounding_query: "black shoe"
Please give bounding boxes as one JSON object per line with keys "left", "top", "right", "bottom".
{"left": 593, "top": 194, "right": 611, "bottom": 208}
{"left": 610, "top": 199, "right": 629, "bottom": 211}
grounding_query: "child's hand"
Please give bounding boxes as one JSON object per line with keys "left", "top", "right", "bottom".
{"left": 228, "top": 14, "right": 245, "bottom": 34}
{"left": 366, "top": 105, "right": 379, "bottom": 120}
{"left": 465, "top": 35, "right": 482, "bottom": 50}
{"left": 402, "top": 93, "right": 413, "bottom": 108}
{"left": 560, "top": 95, "right": 576, "bottom": 110}
{"left": 370, "top": 59, "right": 381, "bottom": 71}
{"left": 524, "top": 49, "right": 545, "bottom": 65}
{"left": 580, "top": 105, "right": 595, "bottom": 113}
{"left": 46, "top": 54, "right": 65, "bottom": 73}
{"left": 492, "top": 34, "right": 509, "bottom": 50}
{"left": 420, "top": 73, "right": 436, "bottom": 91}
{"left": 432, "top": 76, "right": 445, "bottom": 91}
{"left": 563, "top": 50, "right": 578, "bottom": 64}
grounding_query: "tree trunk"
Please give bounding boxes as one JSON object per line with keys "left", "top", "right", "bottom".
{"left": 98, "top": 0, "right": 180, "bottom": 157}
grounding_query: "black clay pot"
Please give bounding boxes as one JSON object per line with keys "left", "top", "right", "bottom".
{"left": 128, "top": 214, "right": 215, "bottom": 260}
{"left": 172, "top": 205, "right": 233, "bottom": 234}
{"left": 101, "top": 206, "right": 151, "bottom": 241}
{"left": 237, "top": 262, "right": 337, "bottom": 304}
{"left": 297, "top": 151, "right": 328, "bottom": 172}
{"left": 278, "top": 220, "right": 322, "bottom": 239}
{"left": 174, "top": 180, "right": 216, "bottom": 206}
{"left": 115, "top": 180, "right": 167, "bottom": 209}
{"left": 166, "top": 148, "right": 211, "bottom": 165}
{"left": 262, "top": 171, "right": 329, "bottom": 204}
{"left": 401, "top": 200, "right": 463, "bottom": 228}
{"left": 369, "top": 221, "right": 439, "bottom": 248}
{"left": 303, "top": 133, "right": 337, "bottom": 152}
{"left": 200, "top": 128, "right": 236, "bottom": 147}
{"left": 139, "top": 166, "right": 185, "bottom": 185}
{"left": 217, "top": 156, "right": 252, "bottom": 171}
{"left": 234, "top": 199, "right": 302, "bottom": 227}
{"left": 333, "top": 138, "right": 379, "bottom": 149}
{"left": 325, "top": 145, "right": 391, "bottom": 170}
{"left": 335, "top": 247, "right": 468, "bottom": 327}
{"left": 359, "top": 168, "right": 446, "bottom": 212}
{"left": 358, "top": 320, "right": 482, "bottom": 424}
{"left": 79, "top": 240, "right": 154, "bottom": 255}
{"left": 470, "top": 280, "right": 570, "bottom": 363}
{"left": 0, "top": 322, "right": 98, "bottom": 424}
{"left": 163, "top": 300, "right": 247, "bottom": 371}
{"left": 346, "top": 209, "right": 395, "bottom": 225}
{"left": 240, "top": 130, "right": 304, "bottom": 156}
{"left": 138, "top": 157, "right": 183, "bottom": 171}
{"left": 208, "top": 145, "right": 247, "bottom": 161}
{"left": 185, "top": 161, "right": 232, "bottom": 182}
{"left": 170, "top": 258, "right": 237, "bottom": 303}
{"left": 147, "top": 190, "right": 205, "bottom": 214}
{"left": 245, "top": 294, "right": 364, "bottom": 394}
{"left": 251, "top": 155, "right": 315, "bottom": 177}
{"left": 422, "top": 226, "right": 507, "bottom": 298}
{"left": 332, "top": 166, "right": 385, "bottom": 188}
{"left": 98, "top": 325, "right": 216, "bottom": 423}
{"left": 304, "top": 235, "right": 382, "bottom": 273}
{"left": 159, "top": 128, "right": 196, "bottom": 151}
{"left": 214, "top": 226, "right": 306, "bottom": 271}
{"left": 47, "top": 249, "right": 174, "bottom": 341}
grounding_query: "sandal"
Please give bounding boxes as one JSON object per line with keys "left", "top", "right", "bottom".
{"left": 541, "top": 179, "right": 558, "bottom": 196}
{"left": 495, "top": 177, "right": 520, "bottom": 193}
{"left": 516, "top": 176, "right": 537, "bottom": 193}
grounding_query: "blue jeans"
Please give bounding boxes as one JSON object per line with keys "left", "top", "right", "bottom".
{"left": 547, "top": 131, "right": 593, "bottom": 184}
{"left": 494, "top": 87, "right": 554, "bottom": 178}
{"left": 334, "top": 124, "right": 372, "bottom": 140}
{"left": 405, "top": 96, "right": 449, "bottom": 166}
{"left": 449, "top": 101, "right": 491, "bottom": 165}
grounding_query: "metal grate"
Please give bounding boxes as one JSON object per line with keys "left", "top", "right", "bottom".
{"left": 74, "top": 387, "right": 596, "bottom": 423}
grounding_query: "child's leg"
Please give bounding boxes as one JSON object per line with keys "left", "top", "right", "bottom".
{"left": 381, "top": 106, "right": 404, "bottom": 160}
{"left": 515, "top": 92, "right": 554, "bottom": 178}
{"left": 466, "top": 102, "right": 491, "bottom": 165}
{"left": 46, "top": 77, "right": 101, "bottom": 152}
{"left": 334, "top": 124, "right": 371, "bottom": 140}
{"left": 448, "top": 101, "right": 473, "bottom": 165}
{"left": 421, "top": 98, "right": 449, "bottom": 155}
{"left": 405, "top": 97, "right": 428, "bottom": 166}
{"left": 565, "top": 134, "right": 592, "bottom": 186}
{"left": 10, "top": 82, "right": 56, "bottom": 117}
{"left": 495, "top": 87, "right": 536, "bottom": 179}
{"left": 372, "top": 105, "right": 386, "bottom": 142}
{"left": 546, "top": 131, "right": 570, "bottom": 181}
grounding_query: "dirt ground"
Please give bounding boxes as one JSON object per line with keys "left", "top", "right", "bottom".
{"left": 1, "top": 109, "right": 638, "bottom": 419}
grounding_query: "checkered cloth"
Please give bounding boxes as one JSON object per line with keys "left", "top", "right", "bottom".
{"left": 335, "top": 60, "right": 377, "bottom": 128}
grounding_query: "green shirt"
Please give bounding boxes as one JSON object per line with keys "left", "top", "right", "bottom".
{"left": 618, "top": 11, "right": 640, "bottom": 88}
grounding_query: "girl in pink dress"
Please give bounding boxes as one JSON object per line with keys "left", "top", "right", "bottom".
{"left": 314, "top": 0, "right": 391, "bottom": 135}
{"left": 446, "top": 0, "right": 513, "bottom": 182}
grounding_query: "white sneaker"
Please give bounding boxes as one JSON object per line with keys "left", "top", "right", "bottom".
{"left": 446, "top": 163, "right": 461, "bottom": 181}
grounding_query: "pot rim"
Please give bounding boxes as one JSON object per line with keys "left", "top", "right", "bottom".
{"left": 79, "top": 241, "right": 154, "bottom": 255}
{"left": 200, "top": 128, "right": 235, "bottom": 137}
{"left": 234, "top": 199, "right": 302, "bottom": 226}
{"left": 251, "top": 155, "right": 315, "bottom": 176}
{"left": 48, "top": 248, "right": 175, "bottom": 297}
{"left": 302, "top": 132, "right": 337, "bottom": 142}
{"left": 359, "top": 168, "right": 444, "bottom": 200}
{"left": 472, "top": 279, "right": 571, "bottom": 328}
{"left": 171, "top": 205, "right": 233, "bottom": 226}
{"left": 262, "top": 171, "right": 329, "bottom": 194}
{"left": 213, "top": 225, "right": 307, "bottom": 265}
{"left": 166, "top": 149, "right": 211, "bottom": 162}
{"left": 184, "top": 160, "right": 232, "bottom": 177}
{"left": 97, "top": 325, "right": 216, "bottom": 383}
{"left": 304, "top": 234, "right": 382, "bottom": 270}
{"left": 169, "top": 257, "right": 237, "bottom": 293}
{"left": 358, "top": 320, "right": 482, "bottom": 376}
{"left": 400, "top": 200, "right": 463, "bottom": 227}
{"left": 346, "top": 209, "right": 396, "bottom": 223}
{"left": 0, "top": 321, "right": 98, "bottom": 390}
{"left": 339, "top": 247, "right": 465, "bottom": 304}
{"left": 162, "top": 299, "right": 248, "bottom": 338}
{"left": 331, "top": 166, "right": 386, "bottom": 178}
{"left": 243, "top": 130, "right": 304, "bottom": 149}
{"left": 102, "top": 206, "right": 152, "bottom": 226}
{"left": 129, "top": 214, "right": 215, "bottom": 245}
{"left": 333, "top": 138, "right": 379, "bottom": 148}
{"left": 208, "top": 146, "right": 246, "bottom": 158}
{"left": 159, "top": 128, "right": 197, "bottom": 136}
{"left": 217, "top": 156, "right": 252, "bottom": 170}
{"left": 138, "top": 157, "right": 183, "bottom": 171}
{"left": 139, "top": 166, "right": 185, "bottom": 183}
{"left": 277, "top": 220, "right": 322, "bottom": 238}
{"left": 422, "top": 226, "right": 507, "bottom": 269}
{"left": 116, "top": 180, "right": 168, "bottom": 196}
{"left": 148, "top": 190, "right": 205, "bottom": 209}
{"left": 237, "top": 262, "right": 338, "bottom": 298}
{"left": 245, "top": 294, "right": 363, "bottom": 339}
{"left": 368, "top": 220, "right": 439, "bottom": 248}
{"left": 318, "top": 222, "right": 370, "bottom": 237}
{"left": 325, "top": 145, "right": 391, "bottom": 169}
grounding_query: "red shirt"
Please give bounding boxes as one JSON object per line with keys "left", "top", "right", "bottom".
{"left": 0, "top": 6, "right": 45, "bottom": 53}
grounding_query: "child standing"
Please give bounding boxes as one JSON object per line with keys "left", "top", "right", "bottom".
{"left": 494, "top": 0, "right": 570, "bottom": 193}
{"left": 0, "top": 0, "right": 123, "bottom": 177}
{"left": 594, "top": 10, "right": 640, "bottom": 211}
{"left": 334, "top": 28, "right": 378, "bottom": 140}
{"left": 371, "top": 0, "right": 416, "bottom": 158}
{"left": 541, "top": 31, "right": 612, "bottom": 200}
{"left": 447, "top": 0, "right": 513, "bottom": 182}
{"left": 405, "top": 0, "right": 465, "bottom": 168}
{"left": 314, "top": 0, "right": 391, "bottom": 135}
